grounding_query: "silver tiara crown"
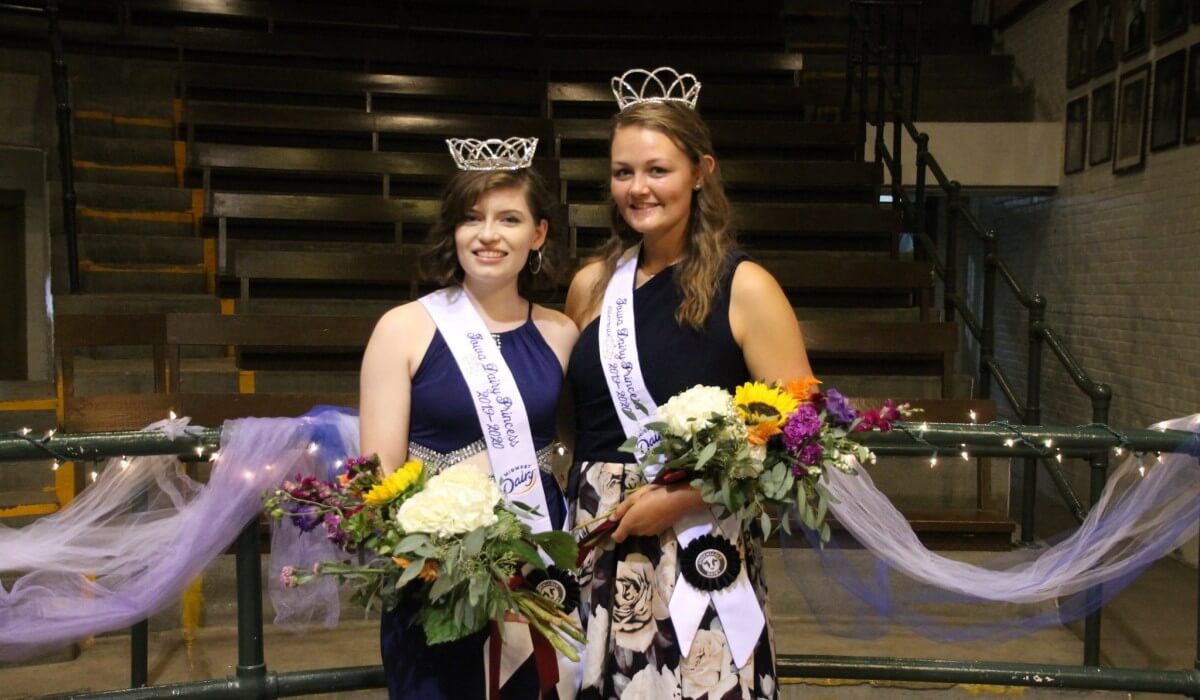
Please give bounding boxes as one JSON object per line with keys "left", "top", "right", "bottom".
{"left": 445, "top": 137, "right": 538, "bottom": 171}
{"left": 611, "top": 66, "right": 702, "bottom": 111}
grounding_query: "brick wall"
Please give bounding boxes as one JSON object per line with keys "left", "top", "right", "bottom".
{"left": 982, "top": 0, "right": 1200, "bottom": 434}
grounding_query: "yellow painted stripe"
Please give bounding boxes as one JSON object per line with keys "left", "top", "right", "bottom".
{"left": 176, "top": 141, "right": 188, "bottom": 188}
{"left": 79, "top": 206, "right": 192, "bottom": 224}
{"left": 75, "top": 109, "right": 174, "bottom": 129}
{"left": 220, "top": 297, "right": 236, "bottom": 315}
{"left": 191, "top": 187, "right": 204, "bottom": 236}
{"left": 56, "top": 372, "right": 65, "bottom": 424}
{"left": 73, "top": 160, "right": 174, "bottom": 174}
{"left": 0, "top": 398, "right": 57, "bottom": 411}
{"left": 204, "top": 239, "right": 218, "bottom": 294}
{"left": 0, "top": 502, "right": 58, "bottom": 519}
{"left": 173, "top": 98, "right": 183, "bottom": 127}
{"left": 238, "top": 371, "right": 256, "bottom": 394}
{"left": 181, "top": 576, "right": 205, "bottom": 642}
{"left": 80, "top": 260, "right": 205, "bottom": 275}
{"left": 55, "top": 461, "right": 76, "bottom": 507}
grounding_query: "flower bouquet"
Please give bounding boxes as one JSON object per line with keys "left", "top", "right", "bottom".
{"left": 265, "top": 457, "right": 584, "bottom": 656}
{"left": 581, "top": 378, "right": 911, "bottom": 547}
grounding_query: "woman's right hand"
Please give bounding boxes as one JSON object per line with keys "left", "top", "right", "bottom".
{"left": 609, "top": 484, "right": 707, "bottom": 542}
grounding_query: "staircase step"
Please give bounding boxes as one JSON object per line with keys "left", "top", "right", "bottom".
{"left": 53, "top": 293, "right": 221, "bottom": 315}
{"left": 74, "top": 134, "right": 178, "bottom": 167}
{"left": 232, "top": 298, "right": 396, "bottom": 317}
{"left": 74, "top": 164, "right": 178, "bottom": 187}
{"left": 72, "top": 108, "right": 175, "bottom": 138}
{"left": 80, "top": 233, "right": 205, "bottom": 266}
{"left": 71, "top": 357, "right": 236, "bottom": 396}
{"left": 74, "top": 182, "right": 193, "bottom": 211}
{"left": 819, "top": 375, "right": 944, "bottom": 399}
{"left": 81, "top": 262, "right": 207, "bottom": 294}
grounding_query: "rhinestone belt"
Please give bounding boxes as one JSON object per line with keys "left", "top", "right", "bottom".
{"left": 407, "top": 439, "right": 556, "bottom": 474}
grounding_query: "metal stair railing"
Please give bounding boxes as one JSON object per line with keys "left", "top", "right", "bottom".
{"left": 846, "top": 0, "right": 1119, "bottom": 665}
{"left": 1, "top": 423, "right": 1197, "bottom": 698}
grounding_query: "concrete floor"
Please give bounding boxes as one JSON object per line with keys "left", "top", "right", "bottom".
{"left": 1, "top": 548, "right": 1195, "bottom": 699}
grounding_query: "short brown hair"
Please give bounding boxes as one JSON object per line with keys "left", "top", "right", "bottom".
{"left": 420, "top": 168, "right": 561, "bottom": 294}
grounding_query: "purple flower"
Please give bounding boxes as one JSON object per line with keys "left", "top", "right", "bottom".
{"left": 323, "top": 513, "right": 348, "bottom": 547}
{"left": 798, "top": 442, "right": 824, "bottom": 467}
{"left": 824, "top": 388, "right": 857, "bottom": 427}
{"left": 287, "top": 503, "right": 322, "bottom": 533}
{"left": 782, "top": 404, "right": 821, "bottom": 452}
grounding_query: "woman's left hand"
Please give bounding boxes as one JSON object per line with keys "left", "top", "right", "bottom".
{"left": 610, "top": 485, "right": 707, "bottom": 543}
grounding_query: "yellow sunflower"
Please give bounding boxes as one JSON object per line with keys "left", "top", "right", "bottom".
{"left": 364, "top": 459, "right": 424, "bottom": 506}
{"left": 734, "top": 382, "right": 799, "bottom": 429}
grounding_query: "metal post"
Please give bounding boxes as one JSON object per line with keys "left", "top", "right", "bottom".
{"left": 944, "top": 182, "right": 960, "bottom": 325}
{"left": 1022, "top": 297, "right": 1046, "bottom": 545}
{"left": 980, "top": 232, "right": 997, "bottom": 400}
{"left": 235, "top": 520, "right": 267, "bottom": 697}
{"left": 891, "top": 4, "right": 903, "bottom": 199}
{"left": 1083, "top": 386, "right": 1113, "bottom": 666}
{"left": 914, "top": 134, "right": 928, "bottom": 240}
{"left": 46, "top": 0, "right": 80, "bottom": 294}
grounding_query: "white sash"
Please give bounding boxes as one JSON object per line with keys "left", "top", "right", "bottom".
{"left": 597, "top": 246, "right": 765, "bottom": 669}
{"left": 419, "top": 288, "right": 552, "bottom": 536}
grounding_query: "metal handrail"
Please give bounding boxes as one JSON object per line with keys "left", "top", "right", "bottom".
{"left": 846, "top": 0, "right": 1116, "bottom": 664}
{"left": 4, "top": 422, "right": 1197, "bottom": 699}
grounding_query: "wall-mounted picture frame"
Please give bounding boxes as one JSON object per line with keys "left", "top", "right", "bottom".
{"left": 1123, "top": 0, "right": 1150, "bottom": 57}
{"left": 1094, "top": 0, "right": 1119, "bottom": 74}
{"left": 1114, "top": 64, "right": 1151, "bottom": 172}
{"left": 1185, "top": 42, "right": 1200, "bottom": 143}
{"left": 1155, "top": 0, "right": 1189, "bottom": 42}
{"left": 1090, "top": 82, "right": 1117, "bottom": 163}
{"left": 1066, "top": 95, "right": 1090, "bottom": 173}
{"left": 1151, "top": 49, "right": 1187, "bottom": 150}
{"left": 1068, "top": 0, "right": 1092, "bottom": 86}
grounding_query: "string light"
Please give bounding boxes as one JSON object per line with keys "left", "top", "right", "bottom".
{"left": 1055, "top": 452, "right": 1063, "bottom": 463}
{"left": 1114, "top": 447, "right": 1123, "bottom": 457}
{"left": 169, "top": 410, "right": 177, "bottom": 421}
{"left": 1157, "top": 452, "right": 1164, "bottom": 463}
{"left": 45, "top": 429, "right": 55, "bottom": 439}
{"left": 929, "top": 455, "right": 938, "bottom": 468}
{"left": 19, "top": 427, "right": 31, "bottom": 436}
{"left": 1043, "top": 439, "right": 1053, "bottom": 448}
{"left": 194, "top": 446, "right": 204, "bottom": 458}
{"left": 919, "top": 422, "right": 929, "bottom": 433}
{"left": 90, "top": 470, "right": 98, "bottom": 482}
{"left": 1004, "top": 439, "right": 1015, "bottom": 447}
{"left": 968, "top": 410, "right": 977, "bottom": 423}
{"left": 333, "top": 459, "right": 344, "bottom": 470}
{"left": 51, "top": 460, "right": 60, "bottom": 471}
{"left": 307, "top": 442, "right": 319, "bottom": 455}
{"left": 120, "top": 457, "right": 130, "bottom": 470}
{"left": 960, "top": 444, "right": 970, "bottom": 461}
{"left": 264, "top": 464, "right": 273, "bottom": 471}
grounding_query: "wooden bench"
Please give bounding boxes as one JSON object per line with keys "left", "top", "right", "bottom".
{"left": 761, "top": 255, "right": 934, "bottom": 320}
{"left": 182, "top": 101, "right": 556, "bottom": 152}
{"left": 180, "top": 64, "right": 546, "bottom": 116}
{"left": 56, "top": 314, "right": 168, "bottom": 400}
{"left": 802, "top": 320, "right": 959, "bottom": 398}
{"left": 567, "top": 202, "right": 900, "bottom": 256}
{"left": 231, "top": 250, "right": 423, "bottom": 312}
{"left": 190, "top": 143, "right": 560, "bottom": 199}
{"left": 207, "top": 191, "right": 436, "bottom": 271}
{"left": 547, "top": 81, "right": 843, "bottom": 120}
{"left": 554, "top": 119, "right": 857, "bottom": 159}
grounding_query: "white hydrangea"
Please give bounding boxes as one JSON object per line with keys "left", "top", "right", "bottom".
{"left": 395, "top": 463, "right": 500, "bottom": 537}
{"left": 656, "top": 385, "right": 736, "bottom": 440}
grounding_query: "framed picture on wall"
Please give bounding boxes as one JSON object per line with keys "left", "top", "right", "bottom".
{"left": 1094, "top": 0, "right": 1119, "bottom": 74}
{"left": 1090, "top": 82, "right": 1116, "bottom": 163}
{"left": 1068, "top": 1, "right": 1092, "bottom": 86}
{"left": 1123, "top": 0, "right": 1150, "bottom": 57}
{"left": 1066, "top": 96, "right": 1090, "bottom": 173}
{"left": 1114, "top": 64, "right": 1150, "bottom": 172}
{"left": 1186, "top": 43, "right": 1200, "bottom": 143}
{"left": 1151, "top": 49, "right": 1187, "bottom": 150}
{"left": 1155, "top": 0, "right": 1189, "bottom": 42}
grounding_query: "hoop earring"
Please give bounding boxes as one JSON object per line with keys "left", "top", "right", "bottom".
{"left": 528, "top": 248, "right": 544, "bottom": 275}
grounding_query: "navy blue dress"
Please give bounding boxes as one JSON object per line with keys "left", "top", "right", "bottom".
{"left": 380, "top": 307, "right": 567, "bottom": 700}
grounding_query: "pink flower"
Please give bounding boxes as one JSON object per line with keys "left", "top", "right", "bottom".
{"left": 279, "top": 566, "right": 298, "bottom": 588}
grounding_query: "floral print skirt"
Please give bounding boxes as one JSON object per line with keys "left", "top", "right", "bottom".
{"left": 569, "top": 461, "right": 777, "bottom": 700}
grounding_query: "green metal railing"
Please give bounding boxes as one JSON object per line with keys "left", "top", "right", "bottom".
{"left": 3, "top": 423, "right": 1198, "bottom": 698}
{"left": 844, "top": 0, "right": 1117, "bottom": 666}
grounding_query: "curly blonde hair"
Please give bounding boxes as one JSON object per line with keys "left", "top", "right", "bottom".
{"left": 585, "top": 101, "right": 734, "bottom": 329}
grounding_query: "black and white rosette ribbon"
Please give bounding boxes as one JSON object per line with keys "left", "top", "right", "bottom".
{"left": 527, "top": 566, "right": 581, "bottom": 615}
{"left": 598, "top": 247, "right": 766, "bottom": 669}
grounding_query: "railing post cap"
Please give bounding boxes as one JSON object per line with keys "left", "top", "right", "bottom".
{"left": 1031, "top": 293, "right": 1047, "bottom": 308}
{"left": 1094, "top": 383, "right": 1113, "bottom": 399}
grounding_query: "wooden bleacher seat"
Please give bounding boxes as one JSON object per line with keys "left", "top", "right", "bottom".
{"left": 231, "top": 250, "right": 422, "bottom": 311}
{"left": 180, "top": 64, "right": 547, "bottom": 116}
{"left": 553, "top": 118, "right": 857, "bottom": 159}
